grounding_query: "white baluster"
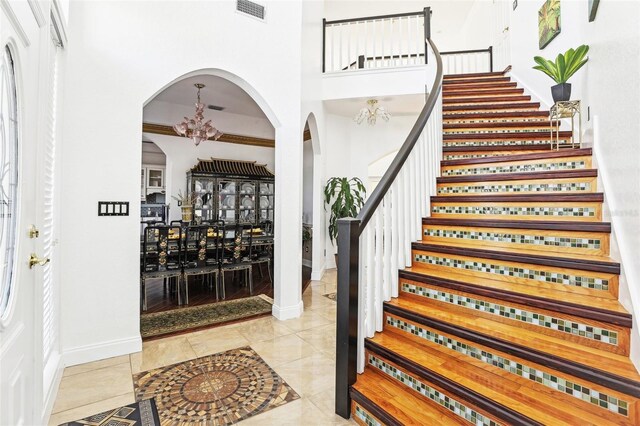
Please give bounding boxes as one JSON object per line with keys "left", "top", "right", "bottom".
{"left": 403, "top": 164, "right": 411, "bottom": 266}
{"left": 396, "top": 169, "right": 406, "bottom": 268}
{"left": 365, "top": 221, "right": 375, "bottom": 338}
{"left": 374, "top": 210, "right": 383, "bottom": 330}
{"left": 383, "top": 192, "right": 392, "bottom": 301}
{"left": 390, "top": 180, "right": 400, "bottom": 297}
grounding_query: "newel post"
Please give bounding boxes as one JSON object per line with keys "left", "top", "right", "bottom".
{"left": 335, "top": 217, "right": 361, "bottom": 419}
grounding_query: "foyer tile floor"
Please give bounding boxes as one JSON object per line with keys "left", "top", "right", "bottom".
{"left": 49, "top": 270, "right": 353, "bottom": 426}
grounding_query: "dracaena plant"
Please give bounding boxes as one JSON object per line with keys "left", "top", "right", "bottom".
{"left": 533, "top": 45, "right": 589, "bottom": 84}
{"left": 324, "top": 177, "right": 366, "bottom": 245}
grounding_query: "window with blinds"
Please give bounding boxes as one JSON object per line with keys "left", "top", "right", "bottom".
{"left": 42, "top": 39, "right": 60, "bottom": 363}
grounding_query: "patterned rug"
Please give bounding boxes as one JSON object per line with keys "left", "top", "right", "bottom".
{"left": 324, "top": 292, "right": 337, "bottom": 301}
{"left": 59, "top": 399, "right": 160, "bottom": 425}
{"left": 140, "top": 295, "right": 272, "bottom": 339}
{"left": 133, "top": 347, "right": 300, "bottom": 425}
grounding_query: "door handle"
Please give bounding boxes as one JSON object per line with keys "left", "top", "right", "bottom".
{"left": 29, "top": 253, "right": 50, "bottom": 269}
{"left": 503, "top": 26, "right": 510, "bottom": 33}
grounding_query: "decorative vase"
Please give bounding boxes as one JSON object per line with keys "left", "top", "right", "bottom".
{"left": 181, "top": 206, "right": 193, "bottom": 222}
{"left": 551, "top": 83, "right": 571, "bottom": 102}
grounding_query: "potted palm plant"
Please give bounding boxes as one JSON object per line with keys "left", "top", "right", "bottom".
{"left": 324, "top": 177, "right": 366, "bottom": 269}
{"left": 533, "top": 44, "right": 589, "bottom": 102}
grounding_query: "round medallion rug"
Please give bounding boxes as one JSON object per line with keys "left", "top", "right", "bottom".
{"left": 133, "top": 347, "right": 299, "bottom": 425}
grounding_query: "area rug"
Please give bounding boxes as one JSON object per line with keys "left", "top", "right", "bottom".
{"left": 133, "top": 347, "right": 300, "bottom": 425}
{"left": 323, "top": 292, "right": 337, "bottom": 301}
{"left": 58, "top": 399, "right": 160, "bottom": 426}
{"left": 140, "top": 295, "right": 273, "bottom": 339}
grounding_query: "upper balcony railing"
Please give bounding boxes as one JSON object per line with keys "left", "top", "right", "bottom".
{"left": 323, "top": 10, "right": 429, "bottom": 73}
{"left": 323, "top": 10, "right": 493, "bottom": 75}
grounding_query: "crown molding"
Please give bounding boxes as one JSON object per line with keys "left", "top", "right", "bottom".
{"left": 142, "top": 122, "right": 275, "bottom": 148}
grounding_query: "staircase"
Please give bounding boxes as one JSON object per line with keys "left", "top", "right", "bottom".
{"left": 349, "top": 71, "right": 640, "bottom": 425}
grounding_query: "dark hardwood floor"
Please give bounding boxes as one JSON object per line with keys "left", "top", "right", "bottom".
{"left": 143, "top": 265, "right": 313, "bottom": 314}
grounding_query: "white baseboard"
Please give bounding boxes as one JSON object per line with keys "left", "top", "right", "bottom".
{"left": 41, "top": 353, "right": 63, "bottom": 426}
{"left": 310, "top": 263, "right": 325, "bottom": 281}
{"left": 272, "top": 300, "right": 304, "bottom": 320}
{"left": 62, "top": 335, "right": 142, "bottom": 367}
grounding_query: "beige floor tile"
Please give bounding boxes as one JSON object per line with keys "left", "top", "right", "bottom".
{"left": 186, "top": 326, "right": 250, "bottom": 357}
{"left": 52, "top": 362, "right": 133, "bottom": 414}
{"left": 251, "top": 333, "right": 316, "bottom": 367}
{"left": 296, "top": 323, "right": 336, "bottom": 354}
{"left": 274, "top": 352, "right": 336, "bottom": 398}
{"left": 319, "top": 304, "right": 337, "bottom": 322}
{"left": 239, "top": 397, "right": 349, "bottom": 425}
{"left": 130, "top": 336, "right": 197, "bottom": 374}
{"left": 48, "top": 392, "right": 135, "bottom": 425}
{"left": 63, "top": 355, "right": 130, "bottom": 378}
{"left": 235, "top": 316, "right": 295, "bottom": 343}
{"left": 303, "top": 292, "right": 336, "bottom": 311}
{"left": 307, "top": 387, "right": 352, "bottom": 424}
{"left": 281, "top": 309, "right": 332, "bottom": 332}
{"left": 321, "top": 269, "right": 337, "bottom": 285}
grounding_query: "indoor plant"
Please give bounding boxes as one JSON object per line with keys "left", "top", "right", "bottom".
{"left": 324, "top": 177, "right": 366, "bottom": 269}
{"left": 533, "top": 44, "right": 589, "bottom": 102}
{"left": 172, "top": 189, "right": 197, "bottom": 222}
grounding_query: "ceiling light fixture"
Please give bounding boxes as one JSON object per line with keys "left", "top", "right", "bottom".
{"left": 354, "top": 99, "right": 391, "bottom": 125}
{"left": 173, "top": 83, "right": 223, "bottom": 146}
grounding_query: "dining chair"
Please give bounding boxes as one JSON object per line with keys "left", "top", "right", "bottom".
{"left": 140, "top": 224, "right": 183, "bottom": 311}
{"left": 219, "top": 223, "right": 254, "bottom": 299}
{"left": 182, "top": 225, "right": 221, "bottom": 304}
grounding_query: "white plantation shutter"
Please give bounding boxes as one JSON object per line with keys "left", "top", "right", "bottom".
{"left": 42, "top": 39, "right": 60, "bottom": 362}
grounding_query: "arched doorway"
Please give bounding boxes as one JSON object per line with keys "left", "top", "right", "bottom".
{"left": 139, "top": 72, "right": 279, "bottom": 339}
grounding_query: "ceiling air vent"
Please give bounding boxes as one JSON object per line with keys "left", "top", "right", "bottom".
{"left": 207, "top": 104, "right": 225, "bottom": 111}
{"left": 236, "top": 0, "right": 266, "bottom": 21}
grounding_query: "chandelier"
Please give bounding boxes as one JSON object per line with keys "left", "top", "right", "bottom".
{"left": 354, "top": 99, "right": 391, "bottom": 125}
{"left": 173, "top": 83, "right": 223, "bottom": 146}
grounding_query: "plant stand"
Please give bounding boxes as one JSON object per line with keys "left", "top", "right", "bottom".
{"left": 549, "top": 100, "right": 582, "bottom": 150}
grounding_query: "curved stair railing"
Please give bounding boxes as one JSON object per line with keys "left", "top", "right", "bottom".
{"left": 334, "top": 34, "right": 444, "bottom": 418}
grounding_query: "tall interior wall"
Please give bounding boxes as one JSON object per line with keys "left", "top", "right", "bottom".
{"left": 506, "top": 0, "right": 640, "bottom": 368}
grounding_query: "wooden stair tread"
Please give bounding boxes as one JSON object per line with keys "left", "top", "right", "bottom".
{"left": 443, "top": 111, "right": 549, "bottom": 120}
{"left": 437, "top": 169, "right": 597, "bottom": 183}
{"left": 444, "top": 95, "right": 532, "bottom": 104}
{"left": 400, "top": 267, "right": 628, "bottom": 320}
{"left": 443, "top": 120, "right": 555, "bottom": 129}
{"left": 443, "top": 102, "right": 541, "bottom": 111}
{"left": 443, "top": 77, "right": 511, "bottom": 85}
{"left": 444, "top": 130, "right": 571, "bottom": 140}
{"left": 422, "top": 217, "right": 611, "bottom": 232}
{"left": 413, "top": 240, "right": 619, "bottom": 270}
{"left": 386, "top": 297, "right": 640, "bottom": 387}
{"left": 443, "top": 145, "right": 565, "bottom": 153}
{"left": 367, "top": 333, "right": 629, "bottom": 426}
{"left": 443, "top": 89, "right": 525, "bottom": 98}
{"left": 443, "top": 82, "right": 519, "bottom": 92}
{"left": 444, "top": 71, "right": 507, "bottom": 79}
{"left": 431, "top": 193, "right": 604, "bottom": 203}
{"left": 441, "top": 148, "right": 592, "bottom": 166}
{"left": 352, "top": 370, "right": 468, "bottom": 426}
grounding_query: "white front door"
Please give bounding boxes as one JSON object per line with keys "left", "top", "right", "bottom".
{"left": 0, "top": 2, "right": 63, "bottom": 424}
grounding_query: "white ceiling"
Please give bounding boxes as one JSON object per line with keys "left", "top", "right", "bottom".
{"left": 324, "top": 94, "right": 425, "bottom": 117}
{"left": 152, "top": 75, "right": 267, "bottom": 119}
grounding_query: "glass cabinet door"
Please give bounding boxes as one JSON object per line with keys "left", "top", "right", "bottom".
{"left": 192, "top": 177, "right": 215, "bottom": 222}
{"left": 147, "top": 168, "right": 164, "bottom": 188}
{"left": 218, "top": 180, "right": 237, "bottom": 223}
{"left": 258, "top": 182, "right": 274, "bottom": 223}
{"left": 238, "top": 181, "right": 256, "bottom": 224}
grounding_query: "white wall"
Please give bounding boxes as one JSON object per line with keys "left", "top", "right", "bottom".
{"left": 322, "top": 113, "right": 418, "bottom": 266}
{"left": 507, "top": 0, "right": 640, "bottom": 368}
{"left": 301, "top": 0, "right": 328, "bottom": 281}
{"left": 324, "top": 0, "right": 494, "bottom": 52}
{"left": 302, "top": 139, "right": 314, "bottom": 223}
{"left": 59, "top": 0, "right": 304, "bottom": 366}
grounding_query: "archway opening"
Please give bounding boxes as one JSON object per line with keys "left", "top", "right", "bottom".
{"left": 139, "top": 72, "right": 277, "bottom": 338}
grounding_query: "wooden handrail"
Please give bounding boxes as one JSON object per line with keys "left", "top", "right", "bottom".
{"left": 334, "top": 28, "right": 443, "bottom": 418}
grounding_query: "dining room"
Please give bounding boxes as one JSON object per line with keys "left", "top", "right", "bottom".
{"left": 138, "top": 74, "right": 284, "bottom": 340}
